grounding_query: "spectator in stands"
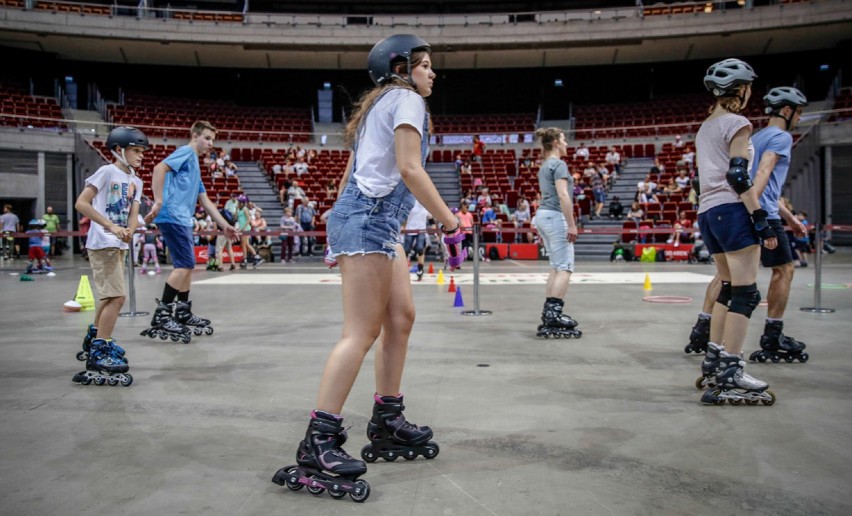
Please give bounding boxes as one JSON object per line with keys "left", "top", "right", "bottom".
{"left": 663, "top": 177, "right": 683, "bottom": 196}
{"left": 583, "top": 161, "right": 597, "bottom": 183}
{"left": 627, "top": 201, "right": 644, "bottom": 225}
{"left": 224, "top": 160, "right": 238, "bottom": 177}
{"left": 639, "top": 189, "right": 660, "bottom": 204}
{"left": 211, "top": 166, "right": 224, "bottom": 180}
{"left": 235, "top": 195, "right": 263, "bottom": 268}
{"left": 653, "top": 156, "right": 666, "bottom": 175}
{"left": 216, "top": 154, "right": 226, "bottom": 172}
{"left": 294, "top": 157, "right": 309, "bottom": 176}
{"left": 572, "top": 182, "right": 585, "bottom": 201}
{"left": 296, "top": 199, "right": 317, "bottom": 256}
{"left": 253, "top": 231, "right": 273, "bottom": 263}
{"left": 674, "top": 134, "right": 684, "bottom": 148}
{"left": 283, "top": 159, "right": 296, "bottom": 176}
{"left": 472, "top": 135, "right": 486, "bottom": 163}
{"left": 512, "top": 198, "right": 533, "bottom": 243}
{"left": 596, "top": 162, "right": 611, "bottom": 188}
{"left": 637, "top": 173, "right": 657, "bottom": 195}
{"left": 574, "top": 142, "right": 589, "bottom": 160}
{"left": 279, "top": 207, "right": 299, "bottom": 263}
{"left": 42, "top": 206, "right": 61, "bottom": 256}
{"left": 287, "top": 181, "right": 307, "bottom": 208}
{"left": 454, "top": 153, "right": 464, "bottom": 172}
{"left": 605, "top": 146, "right": 622, "bottom": 176}
{"left": 481, "top": 205, "right": 502, "bottom": 243}
{"left": 326, "top": 179, "right": 338, "bottom": 197}
{"left": 668, "top": 211, "right": 692, "bottom": 247}
{"left": 681, "top": 144, "right": 695, "bottom": 165}
{"left": 591, "top": 170, "right": 606, "bottom": 219}
{"left": 193, "top": 207, "right": 208, "bottom": 245}
{"left": 307, "top": 149, "right": 318, "bottom": 163}
{"left": 608, "top": 195, "right": 624, "bottom": 220}
{"left": 457, "top": 203, "right": 475, "bottom": 257}
{"left": 272, "top": 162, "right": 283, "bottom": 175}
{"left": 675, "top": 166, "right": 691, "bottom": 189}
{"left": 531, "top": 191, "right": 542, "bottom": 212}
{"left": 462, "top": 189, "right": 476, "bottom": 211}
{"left": 476, "top": 187, "right": 493, "bottom": 208}
{"left": 295, "top": 145, "right": 306, "bottom": 160}
{"left": 460, "top": 160, "right": 472, "bottom": 175}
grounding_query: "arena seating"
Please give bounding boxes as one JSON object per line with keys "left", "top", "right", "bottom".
{"left": 0, "top": 79, "right": 67, "bottom": 130}
{"left": 830, "top": 88, "right": 852, "bottom": 122}
{"left": 108, "top": 93, "right": 312, "bottom": 142}
{"left": 432, "top": 113, "right": 535, "bottom": 135}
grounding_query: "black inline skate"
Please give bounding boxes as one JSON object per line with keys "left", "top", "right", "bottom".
{"left": 272, "top": 410, "right": 370, "bottom": 503}
{"left": 360, "top": 394, "right": 439, "bottom": 463}
{"left": 140, "top": 300, "right": 192, "bottom": 343}
{"left": 694, "top": 342, "right": 724, "bottom": 389}
{"left": 749, "top": 320, "right": 808, "bottom": 363}
{"left": 72, "top": 338, "right": 133, "bottom": 387}
{"left": 77, "top": 324, "right": 128, "bottom": 363}
{"left": 684, "top": 315, "right": 710, "bottom": 354}
{"left": 701, "top": 352, "right": 775, "bottom": 406}
{"left": 536, "top": 298, "right": 582, "bottom": 338}
{"left": 174, "top": 301, "right": 214, "bottom": 336}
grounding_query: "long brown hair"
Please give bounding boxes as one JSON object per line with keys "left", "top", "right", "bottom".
{"left": 344, "top": 50, "right": 431, "bottom": 148}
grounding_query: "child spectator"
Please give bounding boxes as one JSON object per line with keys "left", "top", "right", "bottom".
{"left": 25, "top": 219, "right": 52, "bottom": 273}
{"left": 608, "top": 196, "right": 624, "bottom": 220}
{"left": 279, "top": 207, "right": 299, "bottom": 263}
{"left": 139, "top": 224, "right": 162, "bottom": 274}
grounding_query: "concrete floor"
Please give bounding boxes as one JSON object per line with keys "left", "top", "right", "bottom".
{"left": 1, "top": 251, "right": 851, "bottom": 515}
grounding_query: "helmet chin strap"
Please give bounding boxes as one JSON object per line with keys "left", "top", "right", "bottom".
{"left": 111, "top": 148, "right": 137, "bottom": 175}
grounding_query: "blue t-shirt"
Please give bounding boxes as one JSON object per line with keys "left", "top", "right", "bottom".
{"left": 154, "top": 145, "right": 206, "bottom": 227}
{"left": 750, "top": 126, "right": 792, "bottom": 221}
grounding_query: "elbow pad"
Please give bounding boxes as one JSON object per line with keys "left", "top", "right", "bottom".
{"left": 725, "top": 157, "right": 752, "bottom": 195}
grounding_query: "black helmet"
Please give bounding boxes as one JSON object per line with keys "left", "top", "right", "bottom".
{"left": 106, "top": 126, "right": 149, "bottom": 151}
{"left": 367, "top": 34, "right": 431, "bottom": 86}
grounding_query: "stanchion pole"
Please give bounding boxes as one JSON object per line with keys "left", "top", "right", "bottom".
{"left": 800, "top": 223, "right": 835, "bottom": 313}
{"left": 120, "top": 242, "right": 149, "bottom": 317}
{"left": 462, "top": 224, "right": 491, "bottom": 316}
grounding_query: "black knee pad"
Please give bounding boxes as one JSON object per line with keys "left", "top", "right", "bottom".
{"left": 728, "top": 284, "right": 761, "bottom": 318}
{"left": 715, "top": 281, "right": 732, "bottom": 307}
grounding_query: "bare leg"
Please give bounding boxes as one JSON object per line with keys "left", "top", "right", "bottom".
{"left": 766, "top": 263, "right": 793, "bottom": 319}
{"left": 710, "top": 257, "right": 730, "bottom": 346}
{"left": 96, "top": 296, "right": 126, "bottom": 339}
{"left": 546, "top": 269, "right": 572, "bottom": 299}
{"left": 375, "top": 244, "right": 416, "bottom": 396}
{"left": 720, "top": 245, "right": 760, "bottom": 355}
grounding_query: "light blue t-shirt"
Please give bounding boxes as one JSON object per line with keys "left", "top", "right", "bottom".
{"left": 750, "top": 126, "right": 792, "bottom": 221}
{"left": 154, "top": 145, "right": 206, "bottom": 227}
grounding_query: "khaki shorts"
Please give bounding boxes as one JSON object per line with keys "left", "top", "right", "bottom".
{"left": 89, "top": 248, "right": 127, "bottom": 300}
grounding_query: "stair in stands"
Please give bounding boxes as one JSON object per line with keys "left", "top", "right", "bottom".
{"left": 425, "top": 162, "right": 461, "bottom": 208}
{"left": 233, "top": 161, "right": 283, "bottom": 259}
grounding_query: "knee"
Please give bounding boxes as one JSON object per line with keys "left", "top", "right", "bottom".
{"left": 773, "top": 263, "right": 794, "bottom": 282}
{"left": 112, "top": 296, "right": 126, "bottom": 307}
{"left": 728, "top": 283, "right": 760, "bottom": 318}
{"left": 715, "top": 281, "right": 732, "bottom": 307}
{"left": 389, "top": 304, "right": 416, "bottom": 334}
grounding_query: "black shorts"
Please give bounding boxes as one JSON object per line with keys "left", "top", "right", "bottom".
{"left": 760, "top": 219, "right": 793, "bottom": 268}
{"left": 697, "top": 203, "right": 759, "bottom": 255}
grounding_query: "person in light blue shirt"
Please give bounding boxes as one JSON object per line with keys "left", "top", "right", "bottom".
{"left": 144, "top": 121, "right": 239, "bottom": 339}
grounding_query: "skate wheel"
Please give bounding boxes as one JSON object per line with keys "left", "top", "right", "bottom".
{"left": 761, "top": 390, "right": 776, "bottom": 406}
{"left": 77, "top": 374, "right": 91, "bottom": 385}
{"left": 171, "top": 335, "right": 180, "bottom": 342}
{"left": 745, "top": 399, "right": 759, "bottom": 406}
{"left": 798, "top": 352, "right": 809, "bottom": 363}
{"left": 403, "top": 449, "right": 417, "bottom": 460}
{"left": 107, "top": 378, "right": 118, "bottom": 386}
{"left": 770, "top": 355, "right": 781, "bottom": 364}
{"left": 694, "top": 376, "right": 706, "bottom": 390}
{"left": 349, "top": 480, "right": 370, "bottom": 503}
{"left": 329, "top": 488, "right": 347, "bottom": 499}
{"left": 76, "top": 351, "right": 86, "bottom": 361}
{"left": 94, "top": 377, "right": 106, "bottom": 386}
{"left": 684, "top": 343, "right": 694, "bottom": 354}
{"left": 360, "top": 444, "right": 378, "bottom": 463}
{"left": 784, "top": 355, "right": 794, "bottom": 363}
{"left": 728, "top": 399, "right": 743, "bottom": 406}
{"left": 205, "top": 327, "right": 214, "bottom": 335}
{"left": 710, "top": 390, "right": 724, "bottom": 406}
{"left": 307, "top": 479, "right": 325, "bottom": 496}
{"left": 757, "top": 354, "right": 767, "bottom": 363}
{"left": 574, "top": 330, "right": 583, "bottom": 338}
{"left": 382, "top": 451, "right": 398, "bottom": 462}
{"left": 159, "top": 333, "right": 168, "bottom": 341}
{"left": 423, "top": 442, "right": 439, "bottom": 459}
{"left": 181, "top": 334, "right": 191, "bottom": 344}
{"left": 121, "top": 374, "right": 133, "bottom": 387}
{"left": 282, "top": 466, "right": 303, "bottom": 491}
{"left": 193, "top": 328, "right": 202, "bottom": 336}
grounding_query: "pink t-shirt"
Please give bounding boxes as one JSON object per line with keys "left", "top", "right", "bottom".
{"left": 696, "top": 113, "right": 752, "bottom": 214}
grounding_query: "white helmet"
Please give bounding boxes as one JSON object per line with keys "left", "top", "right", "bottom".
{"left": 764, "top": 86, "right": 808, "bottom": 114}
{"left": 704, "top": 58, "right": 757, "bottom": 96}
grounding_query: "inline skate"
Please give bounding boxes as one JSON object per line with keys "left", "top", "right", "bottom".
{"left": 361, "top": 394, "right": 439, "bottom": 463}
{"left": 749, "top": 320, "right": 808, "bottom": 363}
{"left": 72, "top": 338, "right": 133, "bottom": 387}
{"left": 272, "top": 411, "right": 370, "bottom": 503}
{"left": 684, "top": 315, "right": 710, "bottom": 354}
{"left": 174, "top": 300, "right": 214, "bottom": 336}
{"left": 77, "top": 324, "right": 127, "bottom": 363}
{"left": 701, "top": 352, "right": 775, "bottom": 406}
{"left": 536, "top": 299, "right": 582, "bottom": 338}
{"left": 694, "top": 342, "right": 724, "bottom": 389}
{"left": 140, "top": 299, "right": 192, "bottom": 343}
{"left": 415, "top": 264, "right": 424, "bottom": 282}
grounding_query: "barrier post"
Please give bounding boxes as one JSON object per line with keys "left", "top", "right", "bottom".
{"left": 800, "top": 223, "right": 835, "bottom": 314}
{"left": 120, "top": 243, "right": 149, "bottom": 317}
{"left": 461, "top": 224, "right": 492, "bottom": 316}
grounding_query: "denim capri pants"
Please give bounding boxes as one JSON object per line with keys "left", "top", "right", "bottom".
{"left": 535, "top": 208, "right": 575, "bottom": 272}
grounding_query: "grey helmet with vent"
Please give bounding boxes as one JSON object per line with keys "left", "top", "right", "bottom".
{"left": 764, "top": 86, "right": 808, "bottom": 114}
{"left": 703, "top": 58, "right": 757, "bottom": 97}
{"left": 367, "top": 34, "right": 431, "bottom": 86}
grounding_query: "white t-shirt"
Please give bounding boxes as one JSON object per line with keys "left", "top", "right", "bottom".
{"left": 574, "top": 147, "right": 589, "bottom": 159}
{"left": 294, "top": 162, "right": 309, "bottom": 176}
{"left": 84, "top": 164, "right": 142, "bottom": 250}
{"left": 352, "top": 88, "right": 427, "bottom": 198}
{"left": 405, "top": 201, "right": 430, "bottom": 231}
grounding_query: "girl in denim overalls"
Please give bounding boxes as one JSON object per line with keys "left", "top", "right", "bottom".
{"left": 273, "top": 35, "right": 463, "bottom": 500}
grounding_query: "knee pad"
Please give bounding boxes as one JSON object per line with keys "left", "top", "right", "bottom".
{"left": 728, "top": 284, "right": 761, "bottom": 318}
{"left": 715, "top": 281, "right": 732, "bottom": 307}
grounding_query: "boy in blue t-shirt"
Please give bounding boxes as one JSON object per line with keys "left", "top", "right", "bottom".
{"left": 143, "top": 121, "right": 239, "bottom": 341}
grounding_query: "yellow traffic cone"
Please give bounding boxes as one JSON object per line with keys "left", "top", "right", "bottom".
{"left": 75, "top": 275, "right": 96, "bottom": 311}
{"left": 436, "top": 269, "right": 445, "bottom": 285}
{"left": 643, "top": 273, "right": 652, "bottom": 291}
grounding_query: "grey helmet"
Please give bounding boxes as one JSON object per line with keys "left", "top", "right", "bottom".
{"left": 703, "top": 58, "right": 757, "bottom": 96}
{"left": 367, "top": 34, "right": 431, "bottom": 86}
{"left": 764, "top": 86, "right": 808, "bottom": 114}
{"left": 106, "top": 126, "right": 148, "bottom": 174}
{"left": 106, "top": 126, "right": 149, "bottom": 151}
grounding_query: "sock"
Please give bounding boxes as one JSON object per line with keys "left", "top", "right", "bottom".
{"left": 698, "top": 312, "right": 711, "bottom": 320}
{"left": 546, "top": 297, "right": 562, "bottom": 305}
{"left": 178, "top": 290, "right": 189, "bottom": 302}
{"left": 766, "top": 317, "right": 782, "bottom": 323}
{"left": 162, "top": 282, "right": 179, "bottom": 304}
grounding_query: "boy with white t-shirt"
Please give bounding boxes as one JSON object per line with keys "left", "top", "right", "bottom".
{"left": 72, "top": 126, "right": 147, "bottom": 387}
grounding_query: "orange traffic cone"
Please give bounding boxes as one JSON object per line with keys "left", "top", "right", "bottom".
{"left": 428, "top": 263, "right": 434, "bottom": 275}
{"left": 448, "top": 276, "right": 456, "bottom": 293}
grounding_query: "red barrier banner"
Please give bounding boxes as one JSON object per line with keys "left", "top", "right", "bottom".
{"left": 193, "top": 245, "right": 244, "bottom": 264}
{"left": 635, "top": 243, "right": 694, "bottom": 262}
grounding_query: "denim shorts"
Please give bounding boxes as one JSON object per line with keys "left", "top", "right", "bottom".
{"left": 760, "top": 219, "right": 793, "bottom": 267}
{"left": 158, "top": 222, "right": 196, "bottom": 269}
{"left": 327, "top": 185, "right": 413, "bottom": 260}
{"left": 404, "top": 233, "right": 427, "bottom": 255}
{"left": 534, "top": 209, "right": 574, "bottom": 272}
{"left": 697, "top": 202, "right": 759, "bottom": 255}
